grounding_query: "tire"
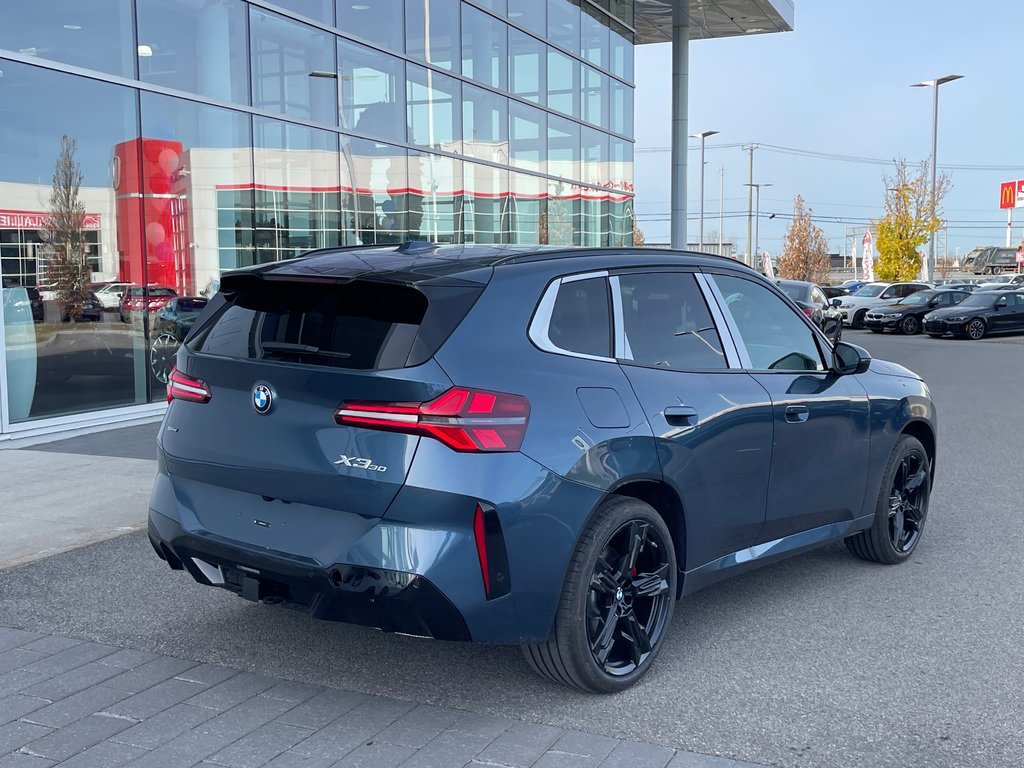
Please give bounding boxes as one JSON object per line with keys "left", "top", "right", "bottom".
{"left": 845, "top": 435, "right": 930, "bottom": 564}
{"left": 900, "top": 316, "right": 920, "bottom": 335}
{"left": 851, "top": 309, "right": 867, "bottom": 330}
{"left": 965, "top": 318, "right": 986, "bottom": 340}
{"left": 522, "top": 497, "right": 676, "bottom": 693}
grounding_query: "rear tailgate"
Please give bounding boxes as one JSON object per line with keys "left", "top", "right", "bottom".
{"left": 160, "top": 275, "right": 483, "bottom": 521}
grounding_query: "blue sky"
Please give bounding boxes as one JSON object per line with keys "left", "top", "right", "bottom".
{"left": 633, "top": 0, "right": 1024, "bottom": 259}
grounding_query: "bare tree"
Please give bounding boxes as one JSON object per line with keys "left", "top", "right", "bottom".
{"left": 777, "top": 195, "right": 830, "bottom": 283}
{"left": 874, "top": 159, "right": 950, "bottom": 281}
{"left": 42, "top": 135, "right": 91, "bottom": 321}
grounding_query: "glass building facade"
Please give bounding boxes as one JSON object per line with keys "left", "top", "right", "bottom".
{"left": 0, "top": 0, "right": 635, "bottom": 433}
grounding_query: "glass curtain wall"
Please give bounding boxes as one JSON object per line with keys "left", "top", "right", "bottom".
{"left": 0, "top": 0, "right": 635, "bottom": 428}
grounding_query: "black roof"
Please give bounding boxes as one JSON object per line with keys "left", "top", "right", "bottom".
{"left": 221, "top": 242, "right": 752, "bottom": 288}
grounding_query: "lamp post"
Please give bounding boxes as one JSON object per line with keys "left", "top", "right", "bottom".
{"left": 744, "top": 182, "right": 773, "bottom": 258}
{"left": 692, "top": 130, "right": 718, "bottom": 250}
{"left": 911, "top": 74, "right": 963, "bottom": 279}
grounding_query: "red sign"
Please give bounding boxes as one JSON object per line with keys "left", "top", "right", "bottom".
{"left": 1017, "top": 248, "right": 1024, "bottom": 264}
{"left": 1000, "top": 180, "right": 1024, "bottom": 210}
{"left": 0, "top": 209, "right": 101, "bottom": 230}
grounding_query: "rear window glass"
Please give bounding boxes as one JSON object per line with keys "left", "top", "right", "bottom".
{"left": 548, "top": 277, "right": 611, "bottom": 357}
{"left": 177, "top": 298, "right": 208, "bottom": 311}
{"left": 192, "top": 280, "right": 433, "bottom": 370}
{"left": 778, "top": 283, "right": 806, "bottom": 303}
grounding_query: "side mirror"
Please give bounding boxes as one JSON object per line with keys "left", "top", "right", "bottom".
{"left": 830, "top": 297, "right": 843, "bottom": 307}
{"left": 833, "top": 341, "right": 871, "bottom": 375}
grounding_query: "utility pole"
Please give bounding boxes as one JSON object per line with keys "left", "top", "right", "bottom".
{"left": 742, "top": 145, "right": 757, "bottom": 267}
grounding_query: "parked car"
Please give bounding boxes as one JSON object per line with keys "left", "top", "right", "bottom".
{"left": 92, "top": 282, "right": 131, "bottom": 310}
{"left": 975, "top": 274, "right": 1024, "bottom": 291}
{"left": 972, "top": 247, "right": 1019, "bottom": 275}
{"left": 66, "top": 290, "right": 105, "bottom": 322}
{"left": 863, "top": 288, "right": 971, "bottom": 335}
{"left": 149, "top": 244, "right": 937, "bottom": 692}
{"left": 776, "top": 279, "right": 843, "bottom": 343}
{"left": 25, "top": 286, "right": 44, "bottom": 324}
{"left": 924, "top": 289, "right": 1024, "bottom": 340}
{"left": 838, "top": 281, "right": 933, "bottom": 328}
{"left": 120, "top": 286, "right": 177, "bottom": 323}
{"left": 150, "top": 297, "right": 210, "bottom": 384}
{"left": 820, "top": 284, "right": 850, "bottom": 300}
{"left": 838, "top": 279, "right": 867, "bottom": 293}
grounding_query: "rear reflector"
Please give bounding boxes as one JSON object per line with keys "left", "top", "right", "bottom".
{"left": 167, "top": 366, "right": 211, "bottom": 404}
{"left": 335, "top": 387, "right": 530, "bottom": 452}
{"left": 472, "top": 503, "right": 511, "bottom": 600}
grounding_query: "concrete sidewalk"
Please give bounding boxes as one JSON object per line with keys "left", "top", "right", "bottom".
{"left": 0, "top": 424, "right": 159, "bottom": 572}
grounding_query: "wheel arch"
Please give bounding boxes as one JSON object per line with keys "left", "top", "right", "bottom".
{"left": 607, "top": 479, "right": 687, "bottom": 596}
{"left": 901, "top": 419, "right": 936, "bottom": 481}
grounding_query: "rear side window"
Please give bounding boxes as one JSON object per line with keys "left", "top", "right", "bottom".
{"left": 177, "top": 298, "right": 208, "bottom": 312}
{"left": 617, "top": 272, "right": 726, "bottom": 370}
{"left": 192, "top": 279, "right": 478, "bottom": 370}
{"left": 547, "top": 277, "right": 611, "bottom": 357}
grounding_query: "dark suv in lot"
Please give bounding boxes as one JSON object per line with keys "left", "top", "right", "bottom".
{"left": 149, "top": 244, "right": 938, "bottom": 692}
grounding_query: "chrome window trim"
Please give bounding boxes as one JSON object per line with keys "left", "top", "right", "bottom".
{"left": 528, "top": 271, "right": 615, "bottom": 362}
{"left": 695, "top": 272, "right": 749, "bottom": 369}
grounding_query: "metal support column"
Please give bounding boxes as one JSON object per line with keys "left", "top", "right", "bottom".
{"left": 670, "top": 13, "right": 689, "bottom": 249}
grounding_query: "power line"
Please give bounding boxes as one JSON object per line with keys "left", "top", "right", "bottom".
{"left": 637, "top": 141, "right": 1023, "bottom": 172}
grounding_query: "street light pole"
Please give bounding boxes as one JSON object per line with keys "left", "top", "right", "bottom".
{"left": 911, "top": 74, "right": 963, "bottom": 279}
{"left": 693, "top": 130, "right": 719, "bottom": 250}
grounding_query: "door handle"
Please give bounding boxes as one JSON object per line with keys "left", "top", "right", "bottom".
{"left": 664, "top": 405, "right": 699, "bottom": 425}
{"left": 785, "top": 405, "right": 809, "bottom": 423}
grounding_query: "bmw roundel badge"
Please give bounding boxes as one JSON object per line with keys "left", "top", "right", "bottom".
{"left": 253, "top": 385, "right": 273, "bottom": 414}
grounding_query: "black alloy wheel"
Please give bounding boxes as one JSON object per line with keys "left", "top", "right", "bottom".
{"left": 522, "top": 497, "right": 676, "bottom": 692}
{"left": 966, "top": 319, "right": 986, "bottom": 340}
{"left": 886, "top": 451, "right": 929, "bottom": 555}
{"left": 846, "top": 435, "right": 930, "bottom": 564}
{"left": 585, "top": 520, "right": 673, "bottom": 678}
{"left": 900, "top": 316, "right": 920, "bottom": 335}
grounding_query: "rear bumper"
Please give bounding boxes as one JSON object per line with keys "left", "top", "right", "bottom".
{"left": 148, "top": 445, "right": 605, "bottom": 644}
{"left": 148, "top": 509, "right": 470, "bottom": 641}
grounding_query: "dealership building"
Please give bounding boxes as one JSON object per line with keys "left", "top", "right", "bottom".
{"left": 0, "top": 0, "right": 792, "bottom": 440}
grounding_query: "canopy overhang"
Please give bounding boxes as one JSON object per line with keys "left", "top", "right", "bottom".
{"left": 634, "top": 0, "right": 795, "bottom": 44}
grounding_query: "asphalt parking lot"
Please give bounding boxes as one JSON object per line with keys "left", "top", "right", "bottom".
{"left": 1, "top": 330, "right": 1022, "bottom": 768}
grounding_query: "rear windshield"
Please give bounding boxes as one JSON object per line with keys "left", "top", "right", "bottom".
{"left": 177, "top": 298, "right": 208, "bottom": 311}
{"left": 191, "top": 279, "right": 478, "bottom": 370}
{"left": 778, "top": 283, "right": 807, "bottom": 303}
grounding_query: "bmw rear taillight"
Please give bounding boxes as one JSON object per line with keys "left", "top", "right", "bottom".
{"left": 335, "top": 387, "right": 530, "bottom": 452}
{"left": 167, "top": 366, "right": 211, "bottom": 404}
{"left": 802, "top": 307, "right": 815, "bottom": 317}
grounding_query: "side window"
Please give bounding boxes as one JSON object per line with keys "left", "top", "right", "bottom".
{"left": 810, "top": 287, "right": 826, "bottom": 306}
{"left": 712, "top": 274, "right": 825, "bottom": 372}
{"left": 547, "top": 277, "right": 611, "bottom": 358}
{"left": 617, "top": 272, "right": 727, "bottom": 370}
{"left": 1016, "top": 294, "right": 1024, "bottom": 307}
{"left": 996, "top": 295, "right": 1009, "bottom": 308}
{"left": 880, "top": 287, "right": 895, "bottom": 299}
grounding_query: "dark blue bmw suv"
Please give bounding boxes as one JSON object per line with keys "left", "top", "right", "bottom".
{"left": 149, "top": 244, "right": 937, "bottom": 692}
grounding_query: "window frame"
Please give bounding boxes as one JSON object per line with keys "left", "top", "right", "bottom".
{"left": 528, "top": 270, "right": 614, "bottom": 361}
{"left": 609, "top": 269, "right": 738, "bottom": 372}
{"left": 701, "top": 269, "right": 834, "bottom": 373}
